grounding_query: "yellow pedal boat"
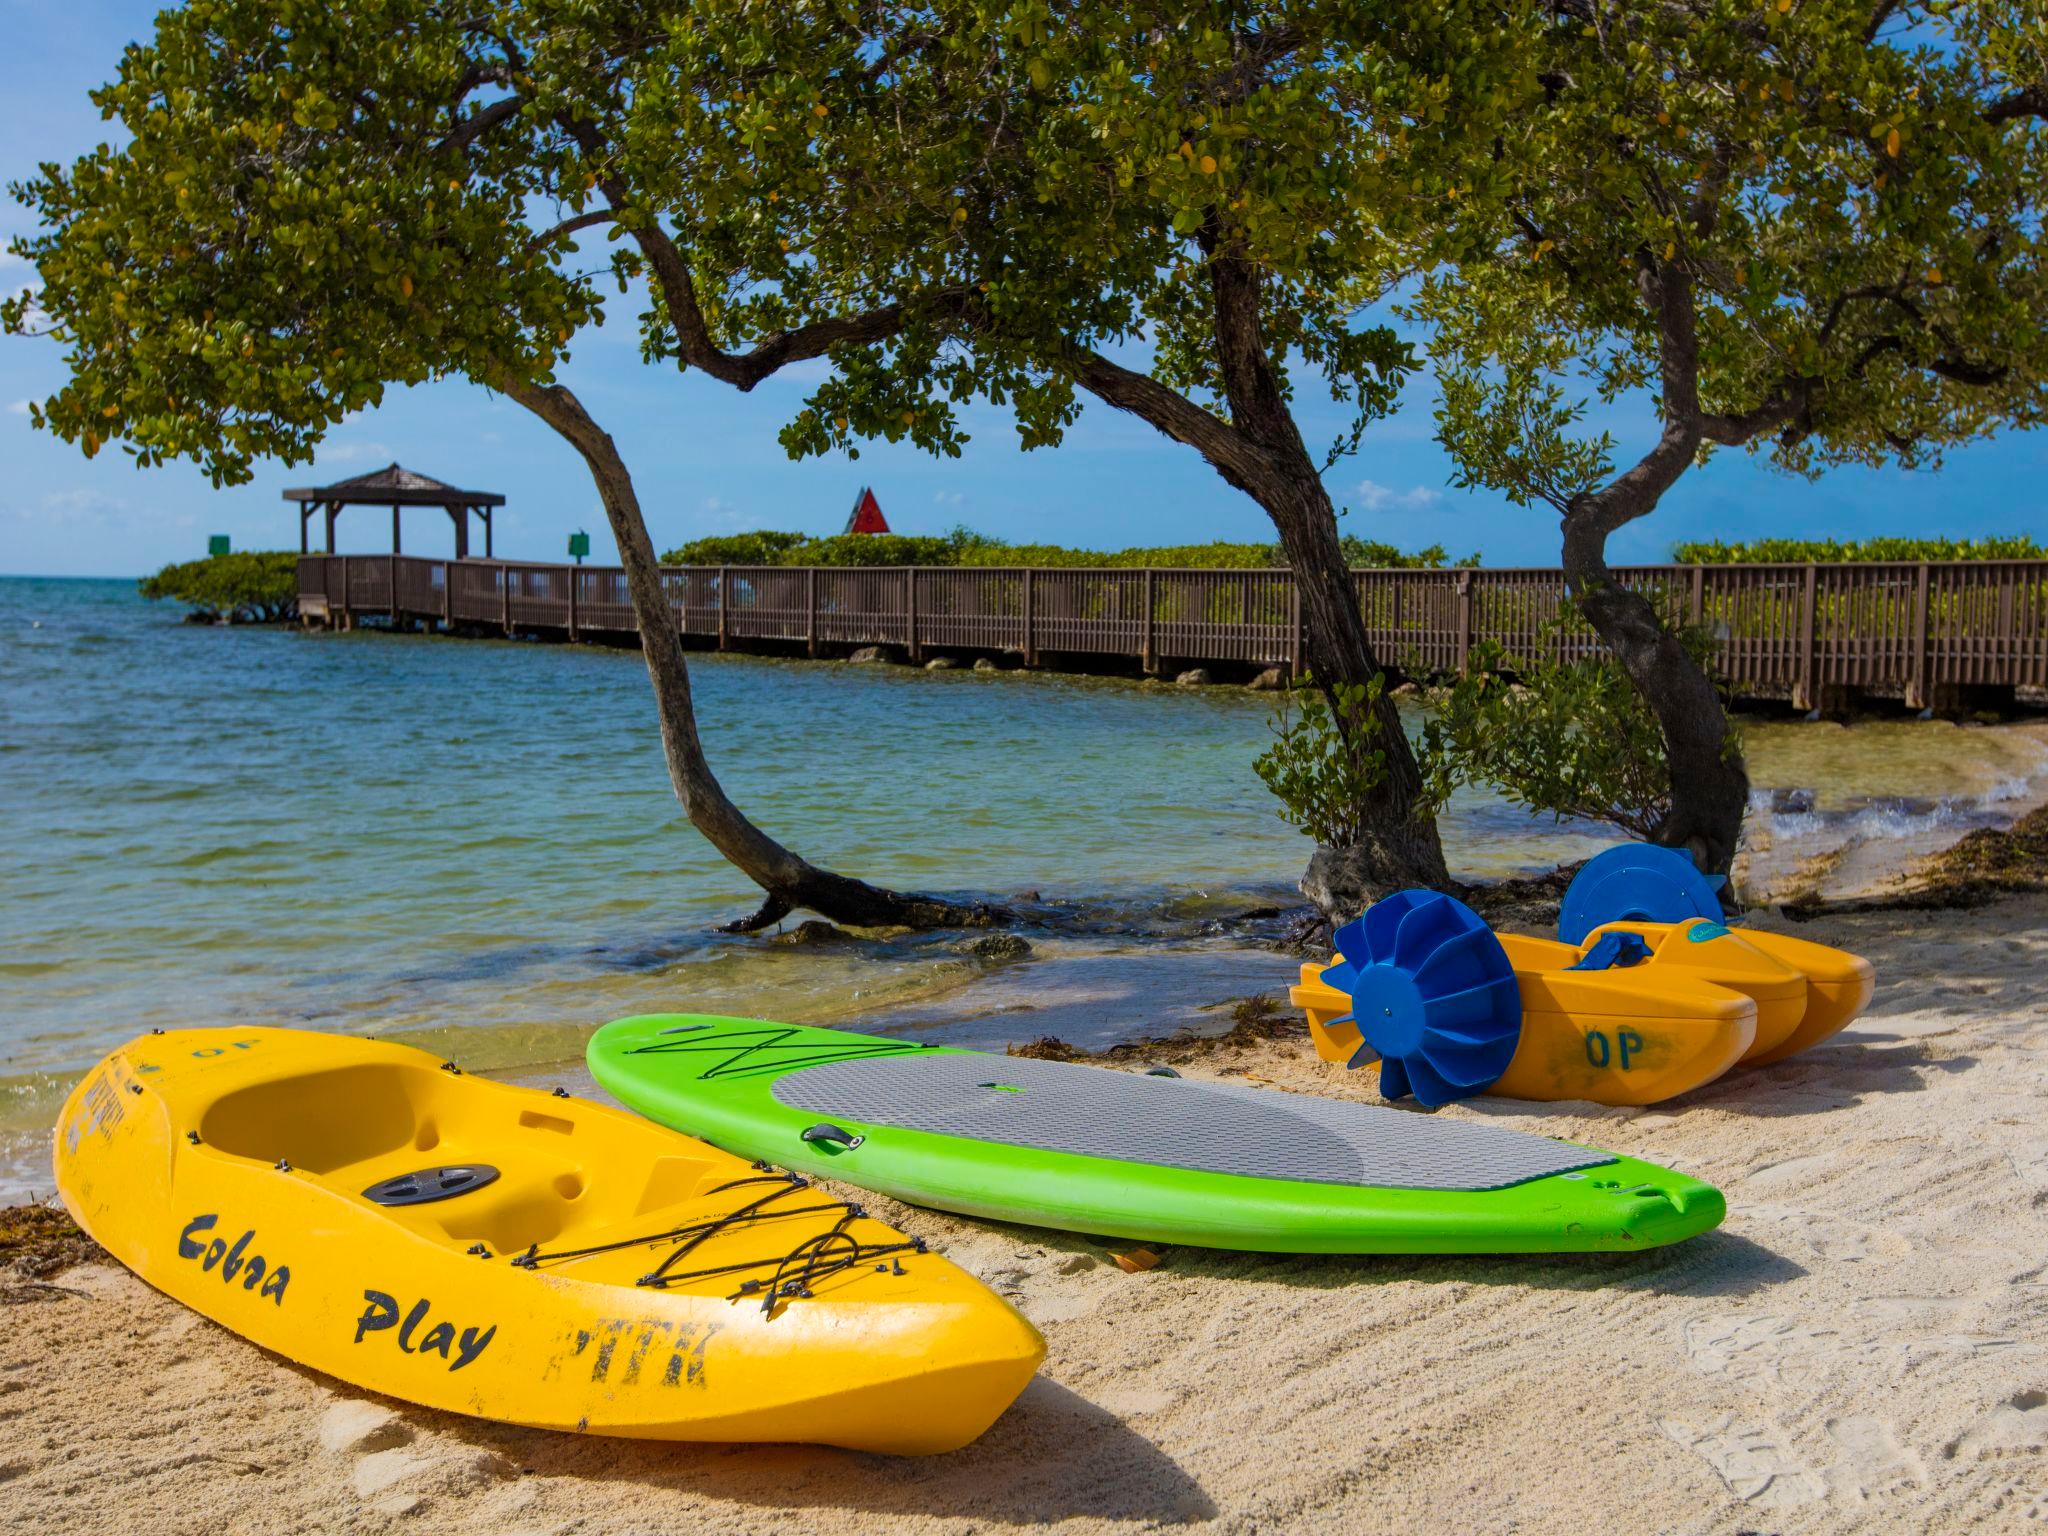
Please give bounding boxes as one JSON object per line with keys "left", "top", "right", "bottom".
{"left": 54, "top": 1027, "right": 1043, "bottom": 1454}
{"left": 1292, "top": 907, "right": 1874, "bottom": 1108}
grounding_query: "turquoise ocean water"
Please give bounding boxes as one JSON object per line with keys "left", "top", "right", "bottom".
{"left": 4, "top": 576, "right": 2042, "bottom": 1198}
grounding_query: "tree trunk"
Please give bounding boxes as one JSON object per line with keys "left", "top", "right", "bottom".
{"left": 1562, "top": 513, "right": 1749, "bottom": 875}
{"left": 499, "top": 373, "right": 1005, "bottom": 931}
{"left": 1260, "top": 463, "right": 1454, "bottom": 892}
{"left": 1061, "top": 255, "right": 1452, "bottom": 902}
{"left": 1203, "top": 252, "right": 1452, "bottom": 895}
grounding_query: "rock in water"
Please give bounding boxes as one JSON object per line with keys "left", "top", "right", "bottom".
{"left": 778, "top": 920, "right": 849, "bottom": 946}
{"left": 972, "top": 657, "right": 1000, "bottom": 672}
{"left": 1247, "top": 666, "right": 1288, "bottom": 691}
{"left": 1175, "top": 668, "right": 1212, "bottom": 687}
{"left": 966, "top": 933, "right": 1032, "bottom": 962}
{"left": 848, "top": 645, "right": 896, "bottom": 664}
{"left": 926, "top": 656, "right": 960, "bottom": 671}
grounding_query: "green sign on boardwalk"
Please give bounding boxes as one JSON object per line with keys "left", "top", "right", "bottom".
{"left": 568, "top": 530, "right": 590, "bottom": 564}
{"left": 208, "top": 534, "right": 231, "bottom": 556}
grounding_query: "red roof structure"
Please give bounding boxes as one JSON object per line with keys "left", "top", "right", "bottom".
{"left": 843, "top": 486, "right": 891, "bottom": 535}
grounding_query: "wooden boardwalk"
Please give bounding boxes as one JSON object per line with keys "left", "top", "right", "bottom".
{"left": 297, "top": 554, "right": 2048, "bottom": 711}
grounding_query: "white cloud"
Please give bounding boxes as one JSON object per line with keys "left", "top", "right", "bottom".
{"left": 316, "top": 440, "right": 396, "bottom": 466}
{"left": 932, "top": 490, "right": 965, "bottom": 508}
{"left": 5, "top": 399, "right": 29, "bottom": 417}
{"left": 28, "top": 488, "right": 128, "bottom": 526}
{"left": 1353, "top": 479, "right": 1442, "bottom": 514}
{"left": 770, "top": 357, "right": 834, "bottom": 386}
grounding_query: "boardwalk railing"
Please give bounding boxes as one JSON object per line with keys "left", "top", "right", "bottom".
{"left": 297, "top": 554, "right": 2048, "bottom": 709}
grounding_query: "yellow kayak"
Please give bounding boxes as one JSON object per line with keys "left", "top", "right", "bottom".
{"left": 54, "top": 1027, "right": 1043, "bottom": 1454}
{"left": 1293, "top": 912, "right": 1873, "bottom": 1108}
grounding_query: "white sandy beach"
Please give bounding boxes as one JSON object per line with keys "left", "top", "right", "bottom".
{"left": 5, "top": 895, "right": 2046, "bottom": 1535}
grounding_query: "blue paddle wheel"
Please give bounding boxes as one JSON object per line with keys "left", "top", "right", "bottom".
{"left": 1557, "top": 843, "right": 1727, "bottom": 945}
{"left": 1320, "top": 890, "right": 1523, "bottom": 1108}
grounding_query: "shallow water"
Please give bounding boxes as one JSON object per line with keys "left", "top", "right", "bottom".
{"left": 2, "top": 577, "right": 2040, "bottom": 1197}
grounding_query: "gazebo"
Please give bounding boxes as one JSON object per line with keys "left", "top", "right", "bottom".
{"left": 284, "top": 463, "right": 506, "bottom": 559}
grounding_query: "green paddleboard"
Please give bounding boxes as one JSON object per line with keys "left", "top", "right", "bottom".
{"left": 587, "top": 1015, "right": 1725, "bottom": 1254}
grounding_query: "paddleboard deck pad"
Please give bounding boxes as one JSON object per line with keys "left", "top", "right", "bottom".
{"left": 589, "top": 1016, "right": 1726, "bottom": 1254}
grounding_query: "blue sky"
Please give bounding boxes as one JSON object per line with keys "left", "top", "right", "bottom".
{"left": 4, "top": 1, "right": 2044, "bottom": 578}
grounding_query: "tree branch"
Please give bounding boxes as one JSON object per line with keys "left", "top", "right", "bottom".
{"left": 1985, "top": 81, "right": 2048, "bottom": 124}
{"left": 1062, "top": 345, "right": 1277, "bottom": 492}
{"left": 438, "top": 93, "right": 525, "bottom": 154}
{"left": 527, "top": 207, "right": 620, "bottom": 250}
{"left": 555, "top": 113, "right": 948, "bottom": 389}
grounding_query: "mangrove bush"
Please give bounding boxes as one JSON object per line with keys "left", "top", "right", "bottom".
{"left": 138, "top": 552, "right": 299, "bottom": 624}
{"left": 1254, "top": 675, "right": 1398, "bottom": 848}
{"left": 1418, "top": 629, "right": 1740, "bottom": 841}
{"left": 1673, "top": 536, "right": 2046, "bottom": 565}
{"left": 661, "top": 529, "right": 1471, "bottom": 571}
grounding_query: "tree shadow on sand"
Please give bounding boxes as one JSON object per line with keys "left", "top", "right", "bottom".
{"left": 1451, "top": 1037, "right": 1979, "bottom": 1125}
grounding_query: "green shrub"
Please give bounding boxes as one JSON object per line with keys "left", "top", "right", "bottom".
{"left": 1253, "top": 675, "right": 1395, "bottom": 846}
{"left": 138, "top": 551, "right": 300, "bottom": 622}
{"left": 660, "top": 530, "right": 813, "bottom": 565}
{"left": 659, "top": 526, "right": 1472, "bottom": 570}
{"left": 1416, "top": 627, "right": 1738, "bottom": 838}
{"left": 1673, "top": 535, "right": 2044, "bottom": 564}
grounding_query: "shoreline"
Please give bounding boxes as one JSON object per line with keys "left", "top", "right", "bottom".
{"left": 8, "top": 889, "right": 2047, "bottom": 1533}
{"left": 5, "top": 793, "right": 2044, "bottom": 1205}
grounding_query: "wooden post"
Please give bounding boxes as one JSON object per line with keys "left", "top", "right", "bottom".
{"left": 567, "top": 565, "right": 579, "bottom": 643}
{"left": 391, "top": 504, "right": 401, "bottom": 554}
{"left": 906, "top": 567, "right": 920, "bottom": 660}
{"left": 806, "top": 568, "right": 818, "bottom": 657}
{"left": 299, "top": 501, "right": 310, "bottom": 554}
{"left": 390, "top": 553, "right": 400, "bottom": 625}
{"left": 1287, "top": 577, "right": 1301, "bottom": 680}
{"left": 502, "top": 562, "right": 513, "bottom": 637}
{"left": 483, "top": 510, "right": 493, "bottom": 560}
{"left": 1022, "top": 568, "right": 1037, "bottom": 667}
{"left": 1795, "top": 562, "right": 1818, "bottom": 711}
{"left": 1908, "top": 561, "right": 1930, "bottom": 710}
{"left": 716, "top": 566, "right": 729, "bottom": 650}
{"left": 339, "top": 555, "right": 350, "bottom": 629}
{"left": 1689, "top": 564, "right": 1705, "bottom": 625}
{"left": 1455, "top": 569, "right": 1473, "bottom": 674}
{"left": 1141, "top": 568, "right": 1156, "bottom": 674}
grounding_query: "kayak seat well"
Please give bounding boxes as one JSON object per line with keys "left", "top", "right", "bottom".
{"left": 197, "top": 1059, "right": 721, "bottom": 1256}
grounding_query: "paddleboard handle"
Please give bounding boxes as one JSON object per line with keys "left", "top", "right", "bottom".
{"left": 800, "top": 1123, "right": 866, "bottom": 1151}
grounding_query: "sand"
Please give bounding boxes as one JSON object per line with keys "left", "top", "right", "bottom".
{"left": 5, "top": 897, "right": 2047, "bottom": 1535}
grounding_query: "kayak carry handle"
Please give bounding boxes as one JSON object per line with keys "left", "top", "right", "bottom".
{"left": 800, "top": 1122, "right": 866, "bottom": 1151}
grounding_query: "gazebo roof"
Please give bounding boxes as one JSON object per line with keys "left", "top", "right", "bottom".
{"left": 283, "top": 462, "right": 506, "bottom": 507}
